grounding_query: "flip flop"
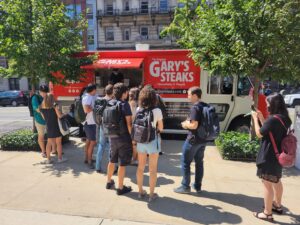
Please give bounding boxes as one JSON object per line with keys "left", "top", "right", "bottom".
{"left": 253, "top": 212, "right": 274, "bottom": 223}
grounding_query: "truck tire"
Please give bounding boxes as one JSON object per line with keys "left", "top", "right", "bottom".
{"left": 228, "top": 118, "right": 250, "bottom": 133}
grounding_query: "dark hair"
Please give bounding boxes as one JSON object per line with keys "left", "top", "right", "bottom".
{"left": 39, "top": 85, "right": 49, "bottom": 93}
{"left": 139, "top": 86, "right": 157, "bottom": 108}
{"left": 129, "top": 87, "right": 140, "bottom": 102}
{"left": 113, "top": 83, "right": 128, "bottom": 100}
{"left": 267, "top": 93, "right": 289, "bottom": 118}
{"left": 86, "top": 84, "right": 96, "bottom": 93}
{"left": 105, "top": 84, "right": 113, "bottom": 96}
{"left": 188, "top": 86, "right": 202, "bottom": 98}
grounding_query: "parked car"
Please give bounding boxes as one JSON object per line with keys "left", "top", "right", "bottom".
{"left": 284, "top": 93, "right": 300, "bottom": 108}
{"left": 0, "top": 90, "right": 28, "bottom": 107}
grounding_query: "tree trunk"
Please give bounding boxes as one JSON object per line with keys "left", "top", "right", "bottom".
{"left": 250, "top": 76, "right": 261, "bottom": 140}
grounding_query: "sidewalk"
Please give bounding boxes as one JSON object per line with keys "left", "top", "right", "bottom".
{"left": 0, "top": 138, "right": 299, "bottom": 225}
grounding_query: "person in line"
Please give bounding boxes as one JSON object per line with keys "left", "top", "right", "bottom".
{"left": 129, "top": 87, "right": 140, "bottom": 165}
{"left": 40, "top": 93, "right": 66, "bottom": 163}
{"left": 82, "top": 84, "right": 97, "bottom": 169}
{"left": 252, "top": 93, "right": 291, "bottom": 222}
{"left": 106, "top": 83, "right": 133, "bottom": 195}
{"left": 174, "top": 87, "right": 206, "bottom": 194}
{"left": 32, "top": 85, "right": 48, "bottom": 158}
{"left": 109, "top": 69, "right": 124, "bottom": 85}
{"left": 136, "top": 87, "right": 163, "bottom": 202}
{"left": 96, "top": 84, "right": 113, "bottom": 173}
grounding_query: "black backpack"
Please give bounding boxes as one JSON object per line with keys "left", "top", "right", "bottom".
{"left": 131, "top": 108, "right": 156, "bottom": 143}
{"left": 195, "top": 103, "right": 220, "bottom": 141}
{"left": 93, "top": 98, "right": 108, "bottom": 125}
{"left": 102, "top": 100, "right": 127, "bottom": 137}
{"left": 74, "top": 98, "right": 86, "bottom": 124}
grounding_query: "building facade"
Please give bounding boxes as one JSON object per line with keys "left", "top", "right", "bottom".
{"left": 96, "top": 0, "right": 179, "bottom": 50}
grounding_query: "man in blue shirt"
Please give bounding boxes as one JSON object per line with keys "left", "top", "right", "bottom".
{"left": 32, "top": 85, "right": 48, "bottom": 158}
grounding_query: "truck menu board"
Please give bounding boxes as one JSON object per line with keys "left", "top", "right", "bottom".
{"left": 144, "top": 53, "right": 201, "bottom": 98}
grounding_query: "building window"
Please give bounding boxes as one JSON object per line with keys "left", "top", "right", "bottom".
{"left": 159, "top": 0, "right": 168, "bottom": 12}
{"left": 9, "top": 78, "right": 20, "bottom": 90}
{"left": 140, "top": 0, "right": 148, "bottom": 14}
{"left": 124, "top": 0, "right": 130, "bottom": 11}
{"left": 106, "top": 3, "right": 114, "bottom": 15}
{"left": 105, "top": 27, "right": 114, "bottom": 41}
{"left": 86, "top": 4, "right": 93, "bottom": 18}
{"left": 140, "top": 27, "right": 148, "bottom": 39}
{"left": 87, "top": 30, "right": 94, "bottom": 45}
{"left": 158, "top": 25, "right": 165, "bottom": 39}
{"left": 88, "top": 19, "right": 94, "bottom": 27}
{"left": 123, "top": 28, "right": 130, "bottom": 41}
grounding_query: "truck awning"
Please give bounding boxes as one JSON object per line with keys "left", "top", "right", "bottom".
{"left": 81, "top": 58, "right": 144, "bottom": 69}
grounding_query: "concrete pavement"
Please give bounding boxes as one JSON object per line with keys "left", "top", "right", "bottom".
{"left": 0, "top": 138, "right": 299, "bottom": 225}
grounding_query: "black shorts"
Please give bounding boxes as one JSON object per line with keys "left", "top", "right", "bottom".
{"left": 84, "top": 124, "right": 96, "bottom": 141}
{"left": 109, "top": 136, "right": 132, "bottom": 166}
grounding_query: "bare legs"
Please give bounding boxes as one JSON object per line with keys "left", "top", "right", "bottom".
{"left": 136, "top": 152, "right": 159, "bottom": 197}
{"left": 85, "top": 139, "right": 96, "bottom": 164}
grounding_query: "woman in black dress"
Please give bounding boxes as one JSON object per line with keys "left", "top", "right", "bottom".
{"left": 40, "top": 93, "right": 67, "bottom": 163}
{"left": 252, "top": 93, "right": 292, "bottom": 222}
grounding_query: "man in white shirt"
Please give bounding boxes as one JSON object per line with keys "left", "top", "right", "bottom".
{"left": 82, "top": 84, "right": 97, "bottom": 169}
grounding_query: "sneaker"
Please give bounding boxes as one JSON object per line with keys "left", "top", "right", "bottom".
{"left": 174, "top": 186, "right": 191, "bottom": 194}
{"left": 57, "top": 157, "right": 68, "bottom": 163}
{"left": 41, "top": 152, "right": 47, "bottom": 158}
{"left": 84, "top": 159, "right": 96, "bottom": 164}
{"left": 106, "top": 180, "right": 115, "bottom": 190}
{"left": 117, "top": 185, "right": 132, "bottom": 195}
{"left": 96, "top": 169, "right": 102, "bottom": 173}
{"left": 159, "top": 152, "right": 163, "bottom": 156}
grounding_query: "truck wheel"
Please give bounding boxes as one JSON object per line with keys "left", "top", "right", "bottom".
{"left": 11, "top": 100, "right": 18, "bottom": 107}
{"left": 228, "top": 119, "right": 250, "bottom": 133}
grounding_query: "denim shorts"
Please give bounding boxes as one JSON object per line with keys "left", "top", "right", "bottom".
{"left": 84, "top": 124, "right": 96, "bottom": 141}
{"left": 137, "top": 135, "right": 161, "bottom": 154}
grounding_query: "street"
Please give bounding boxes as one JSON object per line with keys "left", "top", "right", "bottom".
{"left": 0, "top": 106, "right": 32, "bottom": 135}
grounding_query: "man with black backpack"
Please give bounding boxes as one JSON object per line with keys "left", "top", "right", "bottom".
{"left": 95, "top": 84, "right": 113, "bottom": 173}
{"left": 103, "top": 83, "right": 133, "bottom": 195}
{"left": 174, "top": 87, "right": 211, "bottom": 194}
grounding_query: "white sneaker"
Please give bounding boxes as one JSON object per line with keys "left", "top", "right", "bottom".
{"left": 57, "top": 157, "right": 68, "bottom": 163}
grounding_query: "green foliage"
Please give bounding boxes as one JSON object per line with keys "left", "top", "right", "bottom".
{"left": 215, "top": 132, "right": 260, "bottom": 161}
{"left": 0, "top": 129, "right": 40, "bottom": 151}
{"left": 165, "top": 0, "right": 300, "bottom": 82}
{"left": 0, "top": 0, "right": 92, "bottom": 85}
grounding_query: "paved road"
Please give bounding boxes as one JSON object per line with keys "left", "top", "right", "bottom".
{"left": 0, "top": 106, "right": 32, "bottom": 135}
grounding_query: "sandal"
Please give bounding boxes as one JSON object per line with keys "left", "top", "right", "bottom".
{"left": 149, "top": 193, "right": 158, "bottom": 202}
{"left": 138, "top": 190, "right": 147, "bottom": 199}
{"left": 272, "top": 203, "right": 283, "bottom": 214}
{"left": 253, "top": 212, "right": 274, "bottom": 222}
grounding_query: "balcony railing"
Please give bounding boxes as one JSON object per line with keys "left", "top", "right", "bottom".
{"left": 97, "top": 7, "right": 176, "bottom": 17}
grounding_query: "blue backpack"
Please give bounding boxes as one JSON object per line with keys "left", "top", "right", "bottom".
{"left": 196, "top": 103, "right": 220, "bottom": 141}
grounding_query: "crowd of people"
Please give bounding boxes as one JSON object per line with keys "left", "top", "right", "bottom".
{"left": 30, "top": 81, "right": 291, "bottom": 222}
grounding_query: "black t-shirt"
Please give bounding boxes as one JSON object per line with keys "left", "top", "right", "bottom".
{"left": 109, "top": 73, "right": 124, "bottom": 85}
{"left": 257, "top": 114, "right": 292, "bottom": 167}
{"left": 187, "top": 102, "right": 205, "bottom": 141}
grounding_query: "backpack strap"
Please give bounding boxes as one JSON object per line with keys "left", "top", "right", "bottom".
{"left": 273, "top": 115, "right": 288, "bottom": 131}
{"left": 269, "top": 131, "right": 280, "bottom": 158}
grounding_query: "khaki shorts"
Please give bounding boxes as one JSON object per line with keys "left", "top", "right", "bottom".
{"left": 35, "top": 121, "right": 46, "bottom": 136}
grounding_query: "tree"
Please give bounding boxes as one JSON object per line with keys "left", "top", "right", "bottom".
{"left": 164, "top": 0, "right": 300, "bottom": 106}
{"left": 0, "top": 0, "right": 93, "bottom": 88}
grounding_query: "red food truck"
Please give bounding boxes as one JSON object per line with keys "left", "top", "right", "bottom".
{"left": 51, "top": 49, "right": 267, "bottom": 134}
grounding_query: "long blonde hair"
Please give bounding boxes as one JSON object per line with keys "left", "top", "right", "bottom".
{"left": 43, "top": 93, "right": 55, "bottom": 108}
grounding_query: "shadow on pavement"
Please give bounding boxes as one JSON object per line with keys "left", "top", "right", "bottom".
{"left": 198, "top": 191, "right": 300, "bottom": 225}
{"left": 147, "top": 196, "right": 242, "bottom": 225}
